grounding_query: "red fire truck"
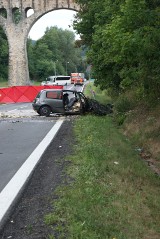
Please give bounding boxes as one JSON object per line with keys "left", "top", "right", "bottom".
{"left": 71, "top": 73, "right": 84, "bottom": 85}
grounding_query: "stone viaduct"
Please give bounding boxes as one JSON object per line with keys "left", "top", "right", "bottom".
{"left": 0, "top": 0, "right": 79, "bottom": 86}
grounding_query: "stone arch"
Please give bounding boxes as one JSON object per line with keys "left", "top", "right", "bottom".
{"left": 25, "top": 7, "right": 34, "bottom": 18}
{"left": 28, "top": 7, "right": 78, "bottom": 38}
{"left": 0, "top": 0, "right": 80, "bottom": 86}
{"left": 0, "top": 7, "right": 7, "bottom": 19}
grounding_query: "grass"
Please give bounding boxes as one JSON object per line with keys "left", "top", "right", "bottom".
{"left": 122, "top": 101, "right": 160, "bottom": 161}
{"left": 84, "top": 82, "right": 112, "bottom": 104}
{"left": 0, "top": 80, "right": 41, "bottom": 87}
{"left": 45, "top": 84, "right": 160, "bottom": 239}
{"left": 0, "top": 81, "right": 9, "bottom": 87}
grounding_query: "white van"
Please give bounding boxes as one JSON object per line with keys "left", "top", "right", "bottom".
{"left": 41, "top": 75, "right": 71, "bottom": 86}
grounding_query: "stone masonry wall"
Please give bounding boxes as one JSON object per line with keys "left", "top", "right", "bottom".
{"left": 0, "top": 0, "right": 79, "bottom": 86}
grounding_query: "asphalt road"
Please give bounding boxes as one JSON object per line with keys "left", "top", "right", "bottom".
{"left": 0, "top": 118, "right": 58, "bottom": 192}
{"left": 0, "top": 83, "right": 83, "bottom": 228}
{"left": 0, "top": 102, "right": 62, "bottom": 227}
{"left": 0, "top": 116, "right": 74, "bottom": 238}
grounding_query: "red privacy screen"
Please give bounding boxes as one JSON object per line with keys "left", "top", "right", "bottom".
{"left": 0, "top": 85, "right": 63, "bottom": 103}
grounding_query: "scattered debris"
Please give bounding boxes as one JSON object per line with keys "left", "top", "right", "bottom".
{"left": 87, "top": 98, "right": 113, "bottom": 116}
{"left": 135, "top": 147, "right": 143, "bottom": 153}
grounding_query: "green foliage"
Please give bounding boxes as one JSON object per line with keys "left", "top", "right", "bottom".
{"left": 0, "top": 24, "right": 86, "bottom": 84}
{"left": 12, "top": 8, "right": 22, "bottom": 24}
{"left": 115, "top": 113, "right": 127, "bottom": 126}
{"left": 74, "top": 0, "right": 122, "bottom": 45}
{"left": 114, "top": 95, "right": 136, "bottom": 126}
{"left": 115, "top": 95, "right": 134, "bottom": 113}
{"left": 28, "top": 26, "right": 86, "bottom": 82}
{"left": 27, "top": 39, "right": 36, "bottom": 81}
{"left": 0, "top": 27, "right": 8, "bottom": 82}
{"left": 74, "top": 0, "right": 160, "bottom": 102}
{"left": 85, "top": 82, "right": 112, "bottom": 104}
{"left": 0, "top": 8, "right": 7, "bottom": 18}
{"left": 45, "top": 115, "right": 160, "bottom": 238}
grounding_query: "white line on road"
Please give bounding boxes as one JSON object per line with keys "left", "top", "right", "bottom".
{"left": 0, "top": 119, "right": 64, "bottom": 228}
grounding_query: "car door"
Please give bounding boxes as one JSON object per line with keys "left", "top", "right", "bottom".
{"left": 45, "top": 91, "right": 65, "bottom": 113}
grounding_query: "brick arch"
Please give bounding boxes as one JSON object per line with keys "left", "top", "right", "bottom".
{"left": 0, "top": 0, "right": 79, "bottom": 86}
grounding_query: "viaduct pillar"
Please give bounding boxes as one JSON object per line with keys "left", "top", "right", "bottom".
{"left": 0, "top": 0, "right": 79, "bottom": 86}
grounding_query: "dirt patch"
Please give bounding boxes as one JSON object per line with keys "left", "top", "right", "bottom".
{"left": 0, "top": 118, "right": 75, "bottom": 239}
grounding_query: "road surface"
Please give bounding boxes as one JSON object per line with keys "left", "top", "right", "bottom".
{"left": 0, "top": 117, "right": 60, "bottom": 192}
{"left": 0, "top": 105, "right": 64, "bottom": 228}
{"left": 0, "top": 83, "right": 83, "bottom": 228}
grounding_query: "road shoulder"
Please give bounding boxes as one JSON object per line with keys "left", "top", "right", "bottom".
{"left": 0, "top": 118, "right": 75, "bottom": 239}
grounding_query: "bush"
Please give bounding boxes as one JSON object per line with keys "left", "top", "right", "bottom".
{"left": 115, "top": 113, "right": 127, "bottom": 126}
{"left": 115, "top": 96, "right": 134, "bottom": 113}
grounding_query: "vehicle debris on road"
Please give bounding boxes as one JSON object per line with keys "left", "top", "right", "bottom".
{"left": 87, "top": 98, "right": 113, "bottom": 116}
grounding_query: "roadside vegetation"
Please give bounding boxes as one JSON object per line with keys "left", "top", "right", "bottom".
{"left": 0, "top": 26, "right": 87, "bottom": 85}
{"left": 27, "top": 26, "right": 87, "bottom": 83}
{"left": 72, "top": 0, "right": 160, "bottom": 171}
{"left": 0, "top": 1, "right": 160, "bottom": 237}
{"left": 0, "top": 80, "right": 41, "bottom": 88}
{"left": 0, "top": 81, "right": 8, "bottom": 88}
{"left": 0, "top": 27, "right": 8, "bottom": 83}
{"left": 74, "top": 0, "right": 160, "bottom": 104}
{"left": 45, "top": 84, "right": 160, "bottom": 239}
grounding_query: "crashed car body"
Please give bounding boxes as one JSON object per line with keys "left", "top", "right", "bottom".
{"left": 32, "top": 89, "right": 90, "bottom": 116}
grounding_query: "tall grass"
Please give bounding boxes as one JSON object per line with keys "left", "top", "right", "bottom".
{"left": 46, "top": 117, "right": 160, "bottom": 239}
{"left": 45, "top": 84, "right": 160, "bottom": 239}
{"left": 84, "top": 82, "right": 112, "bottom": 104}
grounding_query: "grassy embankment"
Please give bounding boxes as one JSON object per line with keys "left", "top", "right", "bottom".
{"left": 45, "top": 83, "right": 160, "bottom": 239}
{"left": 0, "top": 81, "right": 41, "bottom": 87}
{"left": 0, "top": 81, "right": 9, "bottom": 87}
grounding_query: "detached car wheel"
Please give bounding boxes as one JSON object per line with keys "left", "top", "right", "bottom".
{"left": 39, "top": 106, "right": 51, "bottom": 116}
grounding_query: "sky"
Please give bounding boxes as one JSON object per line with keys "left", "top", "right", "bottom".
{"left": 28, "top": 9, "right": 79, "bottom": 40}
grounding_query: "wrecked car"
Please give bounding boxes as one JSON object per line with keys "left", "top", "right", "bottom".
{"left": 32, "top": 89, "right": 113, "bottom": 117}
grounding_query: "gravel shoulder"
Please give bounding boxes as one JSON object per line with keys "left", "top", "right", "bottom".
{"left": 0, "top": 118, "right": 75, "bottom": 239}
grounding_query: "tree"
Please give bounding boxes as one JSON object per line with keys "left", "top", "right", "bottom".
{"left": 27, "top": 38, "right": 36, "bottom": 81}
{"left": 28, "top": 26, "right": 85, "bottom": 82}
{"left": 0, "top": 27, "right": 8, "bottom": 82}
{"left": 74, "top": 0, "right": 160, "bottom": 100}
{"left": 74, "top": 0, "right": 123, "bottom": 46}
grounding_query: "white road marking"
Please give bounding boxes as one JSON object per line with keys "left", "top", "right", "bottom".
{"left": 0, "top": 119, "right": 64, "bottom": 228}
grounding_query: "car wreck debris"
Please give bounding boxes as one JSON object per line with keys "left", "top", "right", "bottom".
{"left": 32, "top": 89, "right": 113, "bottom": 117}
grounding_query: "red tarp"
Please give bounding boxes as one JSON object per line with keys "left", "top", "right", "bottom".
{"left": 0, "top": 85, "right": 63, "bottom": 103}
